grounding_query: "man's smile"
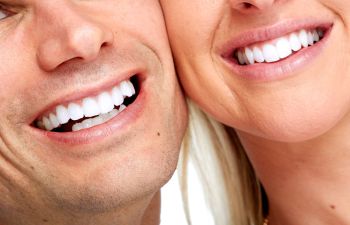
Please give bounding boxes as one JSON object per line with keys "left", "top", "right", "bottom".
{"left": 35, "top": 77, "right": 138, "bottom": 132}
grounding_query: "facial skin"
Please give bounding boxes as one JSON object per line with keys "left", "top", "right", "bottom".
{"left": 0, "top": 1, "right": 187, "bottom": 225}
{"left": 160, "top": 0, "right": 350, "bottom": 143}
{"left": 161, "top": 1, "right": 350, "bottom": 225}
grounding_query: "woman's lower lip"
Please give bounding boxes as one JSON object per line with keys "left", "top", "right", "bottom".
{"left": 222, "top": 26, "right": 332, "bottom": 82}
{"left": 29, "top": 84, "right": 146, "bottom": 145}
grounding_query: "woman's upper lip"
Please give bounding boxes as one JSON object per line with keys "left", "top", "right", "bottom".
{"left": 220, "top": 18, "right": 334, "bottom": 57}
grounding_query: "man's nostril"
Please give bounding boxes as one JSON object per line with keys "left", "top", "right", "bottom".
{"left": 243, "top": 2, "right": 254, "bottom": 9}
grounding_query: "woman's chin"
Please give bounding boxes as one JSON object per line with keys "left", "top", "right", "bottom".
{"left": 235, "top": 113, "right": 344, "bottom": 143}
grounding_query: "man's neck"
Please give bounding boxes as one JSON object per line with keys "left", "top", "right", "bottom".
{"left": 238, "top": 115, "right": 350, "bottom": 225}
{"left": 2, "top": 191, "right": 161, "bottom": 225}
{"left": 141, "top": 192, "right": 161, "bottom": 225}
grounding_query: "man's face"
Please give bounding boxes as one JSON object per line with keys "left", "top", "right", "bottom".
{"left": 0, "top": 0, "right": 187, "bottom": 223}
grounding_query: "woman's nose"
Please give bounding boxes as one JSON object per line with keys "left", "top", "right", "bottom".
{"left": 230, "top": 0, "right": 277, "bottom": 13}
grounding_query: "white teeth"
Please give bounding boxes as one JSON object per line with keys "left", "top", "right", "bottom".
{"left": 275, "top": 38, "right": 292, "bottom": 59}
{"left": 299, "top": 29, "right": 309, "bottom": 48}
{"left": 236, "top": 28, "right": 323, "bottom": 65}
{"left": 110, "top": 108, "right": 119, "bottom": 117}
{"left": 253, "top": 47, "right": 264, "bottom": 63}
{"left": 37, "top": 121, "right": 45, "bottom": 129}
{"left": 43, "top": 117, "right": 53, "bottom": 131}
{"left": 312, "top": 30, "right": 319, "bottom": 42}
{"left": 120, "top": 80, "right": 135, "bottom": 97}
{"left": 119, "top": 104, "right": 126, "bottom": 112}
{"left": 72, "top": 123, "right": 82, "bottom": 132}
{"left": 68, "top": 103, "right": 84, "bottom": 121}
{"left": 317, "top": 29, "right": 324, "bottom": 38}
{"left": 72, "top": 108, "right": 121, "bottom": 132}
{"left": 289, "top": 33, "right": 302, "bottom": 52}
{"left": 56, "top": 105, "right": 70, "bottom": 124}
{"left": 243, "top": 54, "right": 249, "bottom": 65}
{"left": 263, "top": 44, "right": 279, "bottom": 63}
{"left": 93, "top": 116, "right": 103, "bottom": 126}
{"left": 82, "top": 119, "right": 93, "bottom": 129}
{"left": 38, "top": 79, "right": 136, "bottom": 131}
{"left": 49, "top": 113, "right": 60, "bottom": 129}
{"left": 307, "top": 31, "right": 314, "bottom": 45}
{"left": 97, "top": 92, "right": 114, "bottom": 114}
{"left": 111, "top": 86, "right": 124, "bottom": 106}
{"left": 237, "top": 51, "right": 245, "bottom": 65}
{"left": 82, "top": 97, "right": 100, "bottom": 117}
{"left": 244, "top": 47, "right": 255, "bottom": 65}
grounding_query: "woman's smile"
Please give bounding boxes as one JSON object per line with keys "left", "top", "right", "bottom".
{"left": 160, "top": 0, "right": 348, "bottom": 142}
{"left": 221, "top": 19, "right": 333, "bottom": 80}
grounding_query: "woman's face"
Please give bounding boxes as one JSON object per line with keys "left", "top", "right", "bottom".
{"left": 161, "top": 0, "right": 350, "bottom": 142}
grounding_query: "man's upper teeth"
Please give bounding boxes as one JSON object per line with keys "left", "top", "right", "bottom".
{"left": 38, "top": 79, "right": 136, "bottom": 131}
{"left": 236, "top": 28, "right": 324, "bottom": 65}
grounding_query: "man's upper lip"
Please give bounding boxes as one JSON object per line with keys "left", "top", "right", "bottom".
{"left": 220, "top": 18, "right": 333, "bottom": 57}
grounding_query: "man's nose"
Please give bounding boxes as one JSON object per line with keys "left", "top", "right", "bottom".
{"left": 230, "top": 0, "right": 277, "bottom": 13}
{"left": 36, "top": 2, "right": 114, "bottom": 71}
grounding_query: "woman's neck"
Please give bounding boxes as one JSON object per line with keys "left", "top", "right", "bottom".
{"left": 237, "top": 116, "right": 350, "bottom": 225}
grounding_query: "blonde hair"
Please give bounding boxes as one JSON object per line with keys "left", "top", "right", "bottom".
{"left": 179, "top": 100, "right": 263, "bottom": 225}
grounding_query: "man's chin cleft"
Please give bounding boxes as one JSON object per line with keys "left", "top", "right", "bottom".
{"left": 33, "top": 76, "right": 140, "bottom": 133}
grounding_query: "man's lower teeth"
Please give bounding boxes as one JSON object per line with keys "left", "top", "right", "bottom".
{"left": 72, "top": 105, "right": 126, "bottom": 132}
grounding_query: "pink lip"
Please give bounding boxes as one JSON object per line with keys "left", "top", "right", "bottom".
{"left": 220, "top": 19, "right": 333, "bottom": 81}
{"left": 27, "top": 69, "right": 147, "bottom": 145}
{"left": 28, "top": 80, "right": 146, "bottom": 145}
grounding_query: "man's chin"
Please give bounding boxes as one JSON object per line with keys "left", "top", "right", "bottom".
{"left": 39, "top": 151, "right": 179, "bottom": 214}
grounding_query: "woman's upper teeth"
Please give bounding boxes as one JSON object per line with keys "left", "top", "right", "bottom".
{"left": 236, "top": 28, "right": 324, "bottom": 65}
{"left": 37, "top": 79, "right": 136, "bottom": 131}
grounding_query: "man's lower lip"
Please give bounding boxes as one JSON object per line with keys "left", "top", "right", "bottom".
{"left": 30, "top": 86, "right": 146, "bottom": 145}
{"left": 222, "top": 26, "right": 332, "bottom": 81}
